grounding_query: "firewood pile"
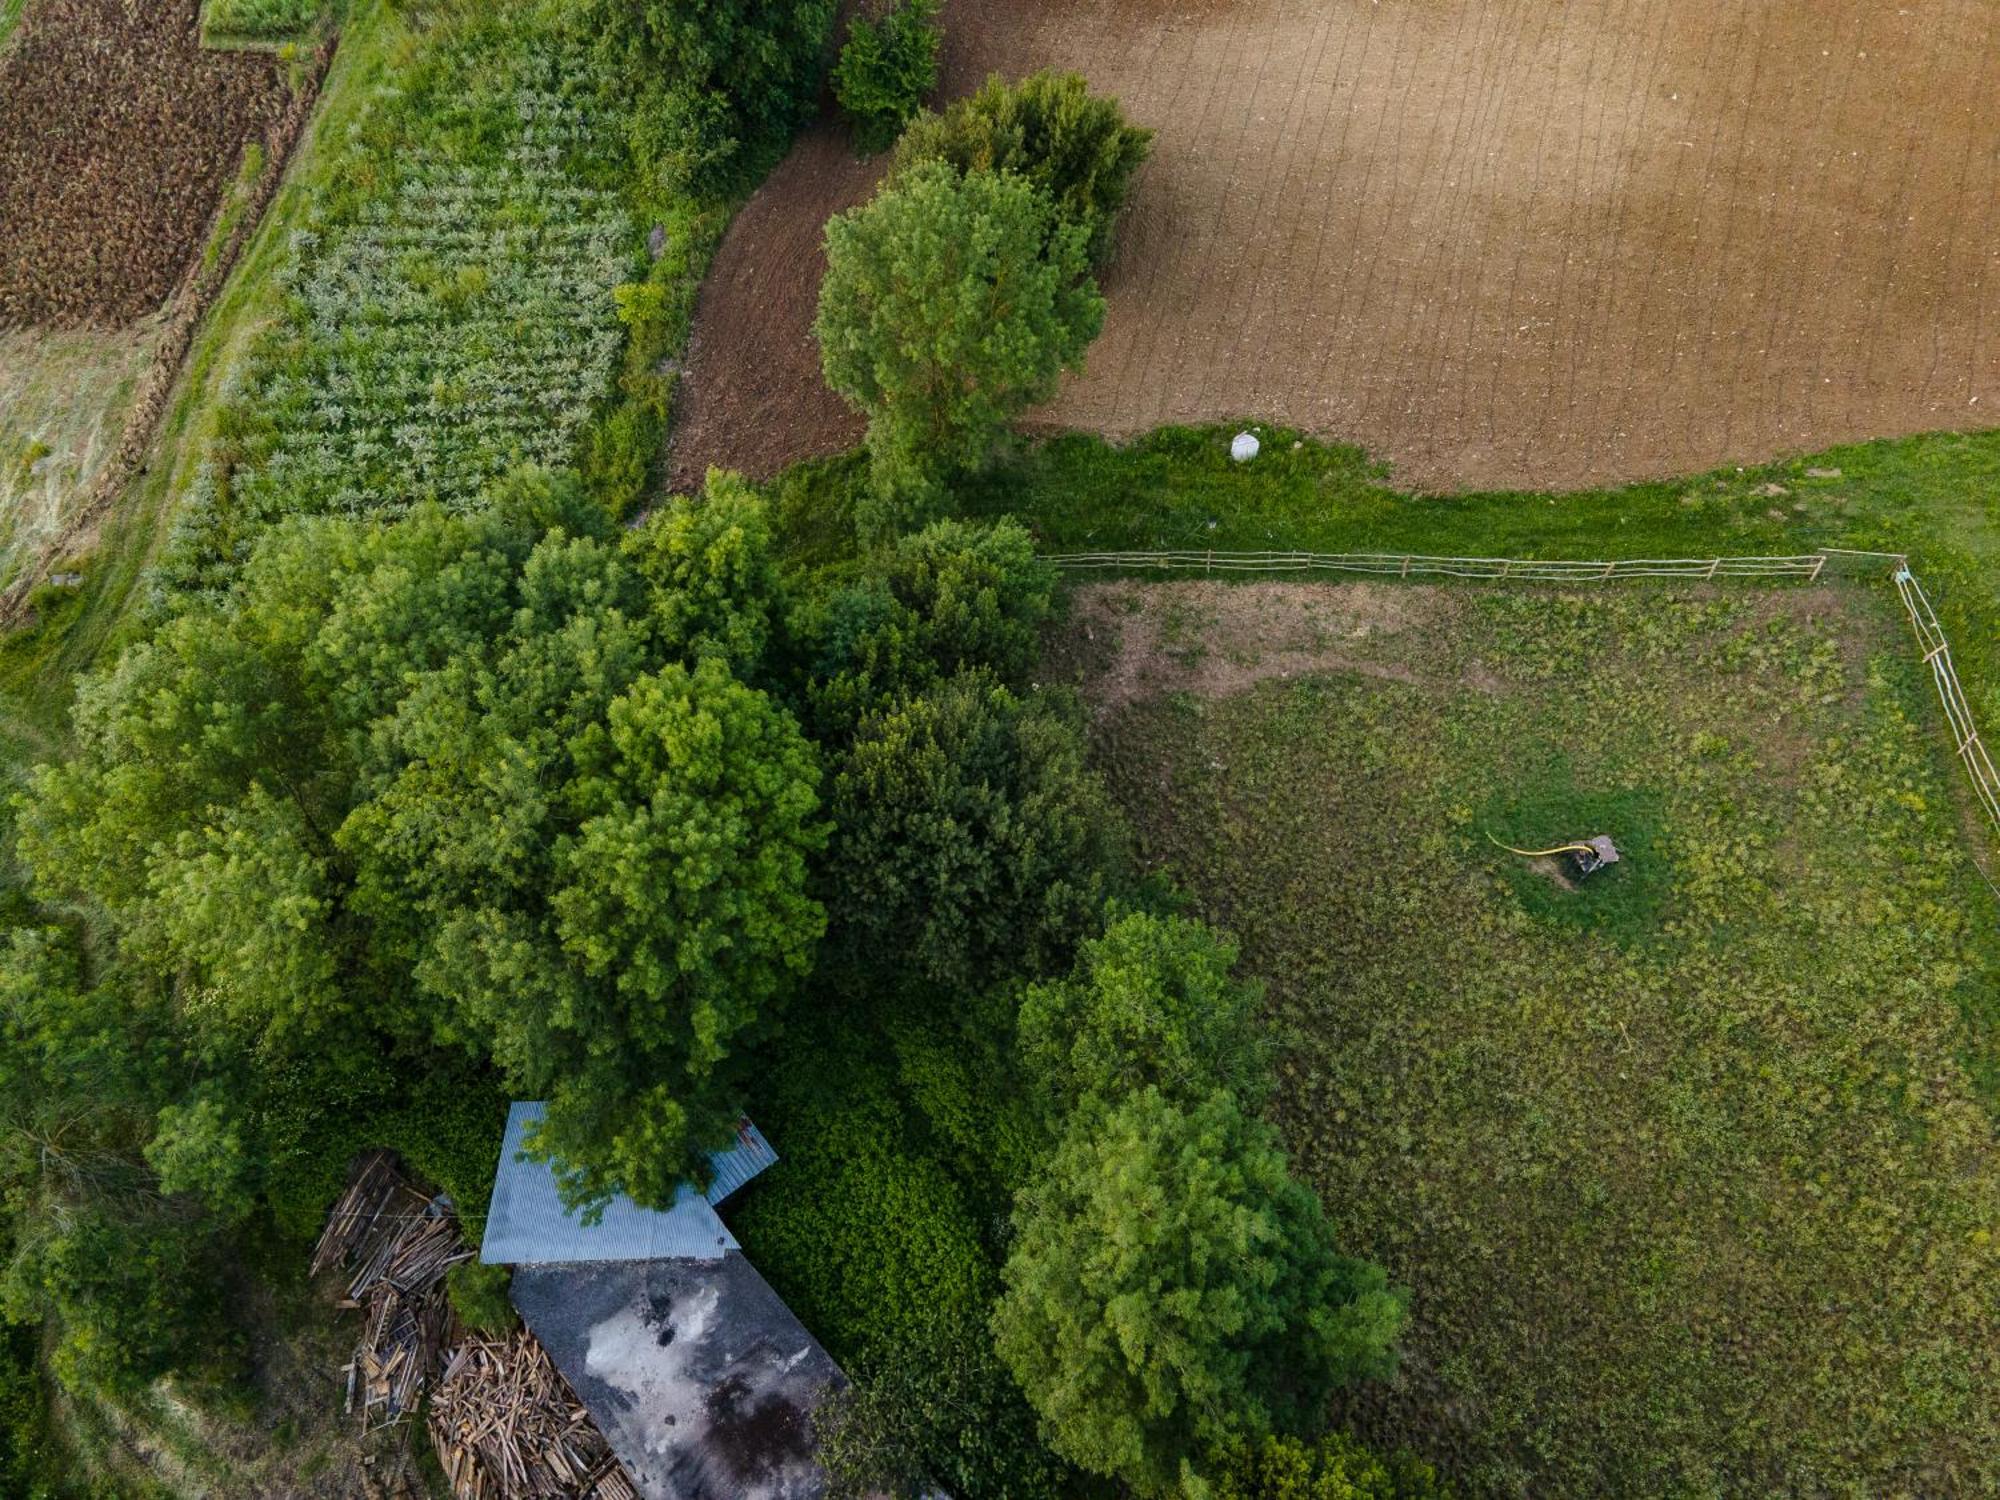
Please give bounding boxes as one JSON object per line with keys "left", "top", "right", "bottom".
{"left": 314, "top": 1151, "right": 475, "bottom": 1430}
{"left": 429, "top": 1333, "right": 639, "bottom": 1500}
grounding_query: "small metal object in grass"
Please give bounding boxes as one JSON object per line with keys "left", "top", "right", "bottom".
{"left": 1487, "top": 830, "right": 1621, "bottom": 880}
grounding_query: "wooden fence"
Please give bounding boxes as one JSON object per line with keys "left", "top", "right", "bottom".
{"left": 1047, "top": 549, "right": 1828, "bottom": 581}
{"left": 1893, "top": 564, "right": 2000, "bottom": 832}
{"left": 1049, "top": 545, "right": 2000, "bottom": 845}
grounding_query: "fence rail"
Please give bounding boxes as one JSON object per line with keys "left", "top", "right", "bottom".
{"left": 1894, "top": 566, "right": 2000, "bottom": 832}
{"left": 1050, "top": 545, "right": 2000, "bottom": 847}
{"left": 1047, "top": 549, "right": 1829, "bottom": 581}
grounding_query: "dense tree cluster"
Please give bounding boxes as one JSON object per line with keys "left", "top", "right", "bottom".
{"left": 582, "top": 0, "right": 838, "bottom": 194}
{"left": 0, "top": 26, "right": 1429, "bottom": 1495}
{"left": 17, "top": 469, "right": 824, "bottom": 1223}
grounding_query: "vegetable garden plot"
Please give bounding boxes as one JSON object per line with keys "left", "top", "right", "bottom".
{"left": 0, "top": 0, "right": 287, "bottom": 326}
{"left": 160, "top": 85, "right": 633, "bottom": 593}
{"left": 1069, "top": 579, "right": 2000, "bottom": 1497}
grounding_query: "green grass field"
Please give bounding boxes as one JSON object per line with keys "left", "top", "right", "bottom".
{"left": 1067, "top": 577, "right": 2000, "bottom": 1496}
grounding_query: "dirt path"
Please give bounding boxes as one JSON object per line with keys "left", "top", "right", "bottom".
{"left": 670, "top": 0, "right": 2000, "bottom": 495}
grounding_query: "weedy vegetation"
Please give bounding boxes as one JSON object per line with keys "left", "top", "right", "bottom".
{"left": 1074, "top": 579, "right": 2000, "bottom": 1495}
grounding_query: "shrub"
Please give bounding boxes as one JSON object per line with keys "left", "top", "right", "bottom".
{"left": 834, "top": 0, "right": 943, "bottom": 155}
{"left": 1210, "top": 1432, "right": 1454, "bottom": 1500}
{"left": 790, "top": 516, "right": 1055, "bottom": 737}
{"left": 896, "top": 71, "right": 1154, "bottom": 264}
{"left": 202, "top": 0, "right": 320, "bottom": 42}
{"left": 816, "top": 161, "right": 1104, "bottom": 536}
{"left": 446, "top": 1262, "right": 519, "bottom": 1336}
{"left": 585, "top": 0, "right": 837, "bottom": 193}
{"left": 1019, "top": 908, "right": 1271, "bottom": 1119}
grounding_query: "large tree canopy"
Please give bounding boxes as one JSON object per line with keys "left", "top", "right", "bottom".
{"left": 16, "top": 469, "right": 824, "bottom": 1211}
{"left": 993, "top": 1087, "right": 1407, "bottom": 1498}
{"left": 827, "top": 670, "right": 1117, "bottom": 990}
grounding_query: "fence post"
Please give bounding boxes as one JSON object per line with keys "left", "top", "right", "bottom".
{"left": 1706, "top": 557, "right": 1721, "bottom": 580}
{"left": 1809, "top": 555, "right": 1826, "bottom": 582}
{"left": 1400, "top": 556, "right": 1411, "bottom": 578}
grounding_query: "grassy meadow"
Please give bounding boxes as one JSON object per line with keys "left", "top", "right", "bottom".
{"left": 1064, "top": 577, "right": 2000, "bottom": 1494}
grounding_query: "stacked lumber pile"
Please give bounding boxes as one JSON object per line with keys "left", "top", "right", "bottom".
{"left": 313, "top": 1151, "right": 474, "bottom": 1430}
{"left": 429, "top": 1333, "right": 639, "bottom": 1500}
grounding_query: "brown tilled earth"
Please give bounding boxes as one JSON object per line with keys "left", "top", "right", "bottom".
{"left": 0, "top": 0, "right": 288, "bottom": 327}
{"left": 670, "top": 0, "right": 2000, "bottom": 495}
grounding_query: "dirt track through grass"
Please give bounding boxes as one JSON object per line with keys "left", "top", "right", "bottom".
{"left": 673, "top": 0, "right": 2000, "bottom": 493}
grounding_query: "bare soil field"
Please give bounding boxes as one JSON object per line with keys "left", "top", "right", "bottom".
{"left": 0, "top": 0, "right": 287, "bottom": 326}
{"left": 671, "top": 0, "right": 2000, "bottom": 494}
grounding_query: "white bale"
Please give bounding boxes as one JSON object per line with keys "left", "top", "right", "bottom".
{"left": 1230, "top": 431, "right": 1261, "bottom": 463}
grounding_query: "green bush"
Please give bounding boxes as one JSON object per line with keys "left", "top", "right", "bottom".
{"left": 202, "top": 0, "right": 320, "bottom": 41}
{"left": 896, "top": 71, "right": 1154, "bottom": 264}
{"left": 1019, "top": 908, "right": 1271, "bottom": 1119}
{"left": 1210, "top": 1432, "right": 1453, "bottom": 1500}
{"left": 584, "top": 0, "right": 837, "bottom": 194}
{"left": 834, "top": 0, "right": 943, "bottom": 155}
{"left": 790, "top": 516, "right": 1055, "bottom": 737}
{"left": 446, "top": 1263, "right": 519, "bottom": 1336}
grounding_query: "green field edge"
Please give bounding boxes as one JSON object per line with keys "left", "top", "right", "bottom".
{"left": 0, "top": 0, "right": 402, "bottom": 751}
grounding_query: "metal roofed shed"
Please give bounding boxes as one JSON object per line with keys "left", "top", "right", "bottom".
{"left": 475, "top": 1102, "right": 843, "bottom": 1500}
{"left": 479, "top": 1102, "right": 778, "bottom": 1267}
{"left": 511, "top": 1256, "right": 841, "bottom": 1500}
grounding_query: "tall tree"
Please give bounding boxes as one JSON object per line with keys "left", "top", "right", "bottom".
{"left": 993, "top": 1087, "right": 1407, "bottom": 1498}
{"left": 816, "top": 161, "right": 1104, "bottom": 534}
{"left": 18, "top": 470, "right": 825, "bottom": 1213}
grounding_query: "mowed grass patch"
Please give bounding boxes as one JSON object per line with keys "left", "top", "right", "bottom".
{"left": 1074, "top": 579, "right": 2000, "bottom": 1497}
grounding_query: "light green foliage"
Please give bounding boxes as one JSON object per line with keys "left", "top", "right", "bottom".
{"left": 21, "top": 471, "right": 822, "bottom": 1215}
{"left": 834, "top": 0, "right": 943, "bottom": 155}
{"left": 994, "top": 1086, "right": 1407, "bottom": 1498}
{"left": 791, "top": 516, "right": 1054, "bottom": 737}
{"left": 1090, "top": 584, "right": 2000, "bottom": 1493}
{"left": 583, "top": 0, "right": 837, "bottom": 194}
{"left": 896, "top": 71, "right": 1154, "bottom": 264}
{"left": 816, "top": 161, "right": 1104, "bottom": 534}
{"left": 446, "top": 1262, "right": 519, "bottom": 1336}
{"left": 201, "top": 0, "right": 320, "bottom": 42}
{"left": 730, "top": 1006, "right": 1068, "bottom": 1500}
{"left": 1210, "top": 1432, "right": 1453, "bottom": 1500}
{"left": 828, "top": 671, "right": 1118, "bottom": 989}
{"left": 1020, "top": 909, "right": 1270, "bottom": 1118}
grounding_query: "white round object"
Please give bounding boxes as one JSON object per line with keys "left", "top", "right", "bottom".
{"left": 1230, "top": 431, "right": 1261, "bottom": 463}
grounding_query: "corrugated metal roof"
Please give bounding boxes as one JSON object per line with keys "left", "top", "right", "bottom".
{"left": 479, "top": 1103, "right": 778, "bottom": 1267}
{"left": 703, "top": 1118, "right": 778, "bottom": 1205}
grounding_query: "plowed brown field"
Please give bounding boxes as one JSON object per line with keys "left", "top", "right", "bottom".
{"left": 0, "top": 0, "right": 287, "bottom": 327}
{"left": 670, "top": 0, "right": 2000, "bottom": 494}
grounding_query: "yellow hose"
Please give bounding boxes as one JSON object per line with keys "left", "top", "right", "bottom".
{"left": 1485, "top": 830, "right": 1596, "bottom": 859}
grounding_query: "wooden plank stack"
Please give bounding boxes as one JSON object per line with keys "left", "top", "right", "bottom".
{"left": 428, "top": 1332, "right": 639, "bottom": 1500}
{"left": 314, "top": 1151, "right": 475, "bottom": 1430}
